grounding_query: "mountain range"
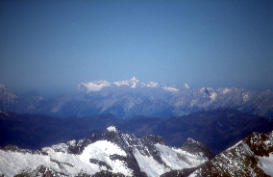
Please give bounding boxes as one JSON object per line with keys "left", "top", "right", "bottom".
{"left": 1, "top": 77, "right": 273, "bottom": 119}
{"left": 1, "top": 77, "right": 273, "bottom": 176}
{"left": 0, "top": 126, "right": 273, "bottom": 177}
{"left": 0, "top": 126, "right": 211, "bottom": 177}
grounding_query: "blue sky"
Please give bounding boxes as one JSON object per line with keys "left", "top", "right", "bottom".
{"left": 0, "top": 0, "right": 272, "bottom": 93}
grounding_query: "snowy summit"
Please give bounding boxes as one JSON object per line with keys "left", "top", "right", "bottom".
{"left": 106, "top": 126, "right": 118, "bottom": 132}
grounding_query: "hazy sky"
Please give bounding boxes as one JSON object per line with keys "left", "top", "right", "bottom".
{"left": 0, "top": 0, "right": 272, "bottom": 92}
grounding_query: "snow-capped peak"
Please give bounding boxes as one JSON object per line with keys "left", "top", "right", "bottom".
{"left": 184, "top": 83, "right": 190, "bottom": 89}
{"left": 129, "top": 76, "right": 139, "bottom": 88}
{"left": 78, "top": 80, "right": 111, "bottom": 92}
{"left": 113, "top": 76, "right": 140, "bottom": 88}
{"left": 163, "top": 86, "right": 179, "bottom": 92}
{"left": 106, "top": 126, "right": 118, "bottom": 132}
{"left": 78, "top": 77, "right": 179, "bottom": 93}
{"left": 185, "top": 137, "right": 200, "bottom": 144}
{"left": 145, "top": 81, "right": 159, "bottom": 88}
{"left": 222, "top": 88, "right": 231, "bottom": 94}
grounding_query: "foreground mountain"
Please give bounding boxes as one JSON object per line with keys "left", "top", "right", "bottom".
{"left": 1, "top": 109, "right": 273, "bottom": 154}
{"left": 185, "top": 130, "right": 273, "bottom": 177}
{"left": 1, "top": 126, "right": 273, "bottom": 177}
{"left": 159, "top": 130, "right": 273, "bottom": 177}
{"left": 1, "top": 78, "right": 273, "bottom": 119}
{"left": 0, "top": 126, "right": 211, "bottom": 177}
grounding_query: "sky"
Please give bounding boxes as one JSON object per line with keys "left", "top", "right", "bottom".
{"left": 0, "top": 0, "right": 272, "bottom": 93}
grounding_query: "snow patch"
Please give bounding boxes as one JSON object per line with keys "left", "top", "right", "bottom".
{"left": 0, "top": 150, "right": 50, "bottom": 177}
{"left": 80, "top": 140, "right": 132, "bottom": 176}
{"left": 222, "top": 88, "right": 231, "bottom": 94}
{"left": 257, "top": 153, "right": 273, "bottom": 176}
{"left": 163, "top": 86, "right": 179, "bottom": 92}
{"left": 156, "top": 144, "right": 207, "bottom": 169}
{"left": 0, "top": 140, "right": 132, "bottom": 177}
{"left": 106, "top": 126, "right": 117, "bottom": 132}
{"left": 133, "top": 149, "right": 169, "bottom": 177}
{"left": 133, "top": 143, "right": 208, "bottom": 177}
{"left": 184, "top": 83, "right": 190, "bottom": 89}
{"left": 210, "top": 92, "right": 217, "bottom": 101}
{"left": 113, "top": 80, "right": 130, "bottom": 87}
{"left": 129, "top": 76, "right": 139, "bottom": 88}
{"left": 79, "top": 80, "right": 111, "bottom": 92}
{"left": 146, "top": 81, "right": 159, "bottom": 88}
{"left": 80, "top": 140, "right": 127, "bottom": 158}
{"left": 113, "top": 76, "right": 139, "bottom": 88}
{"left": 243, "top": 93, "right": 249, "bottom": 102}
{"left": 200, "top": 87, "right": 206, "bottom": 93}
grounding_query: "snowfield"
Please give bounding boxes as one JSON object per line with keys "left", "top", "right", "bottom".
{"left": 156, "top": 143, "right": 207, "bottom": 169}
{"left": 0, "top": 150, "right": 50, "bottom": 177}
{"left": 132, "top": 143, "right": 208, "bottom": 177}
{"left": 106, "top": 126, "right": 118, "bottom": 132}
{"left": 0, "top": 140, "right": 133, "bottom": 177}
{"left": 258, "top": 153, "right": 273, "bottom": 176}
{"left": 133, "top": 148, "right": 169, "bottom": 177}
{"left": 79, "top": 140, "right": 132, "bottom": 176}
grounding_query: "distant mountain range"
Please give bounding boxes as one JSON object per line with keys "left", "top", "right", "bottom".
{"left": 1, "top": 78, "right": 273, "bottom": 119}
{"left": 1, "top": 126, "right": 273, "bottom": 177}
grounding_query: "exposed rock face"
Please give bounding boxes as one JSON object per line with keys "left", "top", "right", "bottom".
{"left": 188, "top": 130, "right": 273, "bottom": 177}
{"left": 159, "top": 130, "right": 273, "bottom": 177}
{"left": 181, "top": 138, "right": 214, "bottom": 160}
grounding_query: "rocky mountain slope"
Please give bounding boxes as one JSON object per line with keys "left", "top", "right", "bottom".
{"left": 162, "top": 130, "right": 273, "bottom": 177}
{"left": 1, "top": 117, "right": 273, "bottom": 177}
{"left": 188, "top": 130, "right": 273, "bottom": 177}
{"left": 0, "top": 126, "right": 211, "bottom": 177}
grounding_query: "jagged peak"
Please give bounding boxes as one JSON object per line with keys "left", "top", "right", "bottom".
{"left": 189, "top": 130, "right": 273, "bottom": 177}
{"left": 182, "top": 137, "right": 214, "bottom": 159}
{"left": 185, "top": 137, "right": 201, "bottom": 145}
{"left": 182, "top": 137, "right": 205, "bottom": 149}
{"left": 106, "top": 126, "right": 118, "bottom": 132}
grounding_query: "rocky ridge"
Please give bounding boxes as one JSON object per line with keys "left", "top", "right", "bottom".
{"left": 0, "top": 126, "right": 210, "bottom": 177}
